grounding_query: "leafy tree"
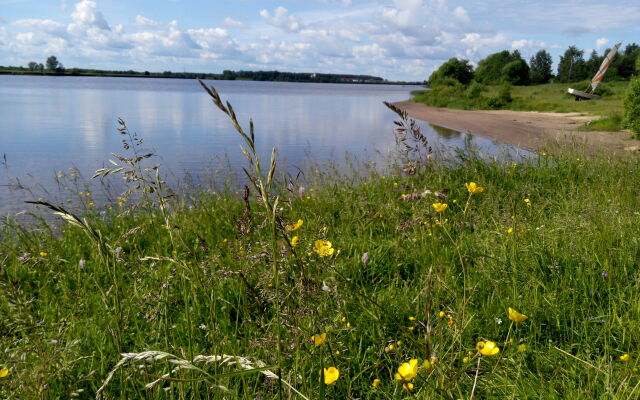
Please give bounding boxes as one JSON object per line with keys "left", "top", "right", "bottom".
{"left": 617, "top": 43, "right": 640, "bottom": 79}
{"left": 502, "top": 59, "right": 530, "bottom": 85}
{"left": 557, "top": 46, "right": 588, "bottom": 82}
{"left": 46, "top": 55, "right": 59, "bottom": 71}
{"left": 27, "top": 61, "right": 39, "bottom": 71}
{"left": 475, "top": 50, "right": 527, "bottom": 85}
{"left": 37, "top": 63, "right": 44, "bottom": 71}
{"left": 585, "top": 50, "right": 602, "bottom": 77}
{"left": 428, "top": 57, "right": 474, "bottom": 86}
{"left": 623, "top": 77, "right": 640, "bottom": 135}
{"left": 529, "top": 50, "right": 553, "bottom": 84}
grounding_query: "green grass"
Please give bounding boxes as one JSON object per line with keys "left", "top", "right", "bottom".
{"left": 413, "top": 81, "right": 629, "bottom": 130}
{"left": 2, "top": 144, "right": 640, "bottom": 399}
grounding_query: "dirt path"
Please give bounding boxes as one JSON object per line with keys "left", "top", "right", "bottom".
{"left": 394, "top": 101, "right": 640, "bottom": 155}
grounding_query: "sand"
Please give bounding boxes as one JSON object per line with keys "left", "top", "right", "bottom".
{"left": 393, "top": 101, "right": 640, "bottom": 155}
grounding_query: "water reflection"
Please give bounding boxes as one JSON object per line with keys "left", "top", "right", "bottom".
{"left": 0, "top": 76, "right": 529, "bottom": 213}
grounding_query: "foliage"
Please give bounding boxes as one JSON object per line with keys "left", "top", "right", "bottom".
{"left": 502, "top": 59, "right": 530, "bottom": 85}
{"left": 623, "top": 77, "right": 640, "bottom": 135}
{"left": 474, "top": 50, "right": 525, "bottom": 85}
{"left": 557, "top": 46, "right": 589, "bottom": 83}
{"left": 529, "top": 50, "right": 553, "bottom": 84}
{"left": 45, "top": 55, "right": 61, "bottom": 72}
{"left": 616, "top": 43, "right": 640, "bottom": 79}
{"left": 428, "top": 57, "right": 474, "bottom": 86}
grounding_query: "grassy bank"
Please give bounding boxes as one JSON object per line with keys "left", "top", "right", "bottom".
{"left": 2, "top": 90, "right": 640, "bottom": 399}
{"left": 412, "top": 81, "right": 628, "bottom": 131}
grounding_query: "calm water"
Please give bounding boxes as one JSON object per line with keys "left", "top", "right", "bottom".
{"left": 0, "top": 75, "right": 528, "bottom": 213}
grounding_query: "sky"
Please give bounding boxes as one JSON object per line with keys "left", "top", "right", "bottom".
{"left": 0, "top": 0, "right": 638, "bottom": 81}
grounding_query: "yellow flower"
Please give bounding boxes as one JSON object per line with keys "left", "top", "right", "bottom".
{"left": 372, "top": 378, "right": 381, "bottom": 388}
{"left": 408, "top": 326, "right": 414, "bottom": 331}
{"left": 476, "top": 341, "right": 500, "bottom": 356}
{"left": 285, "top": 219, "right": 303, "bottom": 231}
{"left": 408, "top": 316, "right": 416, "bottom": 321}
{"left": 465, "top": 182, "right": 484, "bottom": 194}
{"left": 314, "top": 240, "right": 334, "bottom": 257}
{"left": 432, "top": 203, "right": 448, "bottom": 213}
{"left": 507, "top": 228, "right": 513, "bottom": 234}
{"left": 89, "top": 202, "right": 94, "bottom": 207}
{"left": 517, "top": 344, "right": 527, "bottom": 353}
{"left": 403, "top": 382, "right": 414, "bottom": 391}
{"left": 508, "top": 307, "right": 528, "bottom": 323}
{"left": 524, "top": 198, "right": 531, "bottom": 206}
{"left": 290, "top": 236, "right": 299, "bottom": 247}
{"left": 311, "top": 333, "right": 327, "bottom": 346}
{"left": 39, "top": 252, "right": 48, "bottom": 257}
{"left": 620, "top": 354, "right": 630, "bottom": 361}
{"left": 323, "top": 367, "right": 339, "bottom": 384}
{"left": 0, "top": 368, "right": 8, "bottom": 378}
{"left": 395, "top": 359, "right": 419, "bottom": 382}
{"left": 322, "top": 226, "right": 328, "bottom": 232}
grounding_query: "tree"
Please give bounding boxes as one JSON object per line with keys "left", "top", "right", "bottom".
{"left": 37, "top": 63, "right": 44, "bottom": 71}
{"left": 557, "top": 46, "right": 588, "bottom": 82}
{"left": 428, "top": 57, "right": 474, "bottom": 86}
{"left": 46, "top": 55, "right": 59, "bottom": 71}
{"left": 529, "top": 50, "right": 553, "bottom": 84}
{"left": 27, "top": 61, "right": 39, "bottom": 71}
{"left": 475, "top": 50, "right": 527, "bottom": 85}
{"left": 617, "top": 43, "right": 640, "bottom": 79}
{"left": 502, "top": 59, "right": 530, "bottom": 85}
{"left": 585, "top": 50, "right": 602, "bottom": 77}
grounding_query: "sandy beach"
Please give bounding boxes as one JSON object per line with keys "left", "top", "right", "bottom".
{"left": 394, "top": 101, "right": 640, "bottom": 154}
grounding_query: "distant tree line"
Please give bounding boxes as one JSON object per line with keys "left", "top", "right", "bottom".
{"left": 1, "top": 56, "right": 402, "bottom": 84}
{"left": 429, "top": 43, "right": 640, "bottom": 87}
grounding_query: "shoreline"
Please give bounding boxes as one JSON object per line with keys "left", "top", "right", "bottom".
{"left": 394, "top": 101, "right": 640, "bottom": 154}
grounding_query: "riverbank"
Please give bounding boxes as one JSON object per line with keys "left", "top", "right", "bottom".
{"left": 395, "top": 100, "right": 640, "bottom": 154}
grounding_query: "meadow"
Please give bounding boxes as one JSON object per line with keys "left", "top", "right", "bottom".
{"left": 412, "top": 81, "right": 628, "bottom": 131}
{"left": 1, "top": 82, "right": 639, "bottom": 399}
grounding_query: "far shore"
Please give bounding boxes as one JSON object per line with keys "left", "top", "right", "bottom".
{"left": 394, "top": 101, "right": 640, "bottom": 155}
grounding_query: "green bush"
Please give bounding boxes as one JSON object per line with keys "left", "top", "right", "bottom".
{"left": 428, "top": 57, "right": 474, "bottom": 86}
{"left": 623, "top": 77, "right": 640, "bottom": 135}
{"left": 465, "top": 81, "right": 486, "bottom": 99}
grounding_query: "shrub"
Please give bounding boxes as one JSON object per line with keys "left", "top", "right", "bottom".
{"left": 428, "top": 58, "right": 474, "bottom": 86}
{"left": 623, "top": 77, "right": 640, "bottom": 135}
{"left": 465, "top": 81, "right": 486, "bottom": 99}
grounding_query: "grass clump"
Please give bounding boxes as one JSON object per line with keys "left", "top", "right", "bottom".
{"left": 1, "top": 85, "right": 640, "bottom": 399}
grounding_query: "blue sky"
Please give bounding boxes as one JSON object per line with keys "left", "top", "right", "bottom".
{"left": 1, "top": 0, "right": 638, "bottom": 81}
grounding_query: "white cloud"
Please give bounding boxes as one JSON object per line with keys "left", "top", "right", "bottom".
{"left": 221, "top": 17, "right": 246, "bottom": 29}
{"left": 461, "top": 32, "right": 508, "bottom": 58}
{"left": 595, "top": 37, "right": 609, "bottom": 50}
{"left": 69, "top": 0, "right": 109, "bottom": 31}
{"left": 14, "top": 19, "right": 68, "bottom": 38}
{"left": 135, "top": 15, "right": 159, "bottom": 27}
{"left": 511, "top": 39, "right": 547, "bottom": 50}
{"left": 260, "top": 7, "right": 303, "bottom": 32}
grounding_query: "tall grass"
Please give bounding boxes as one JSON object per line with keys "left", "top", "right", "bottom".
{"left": 1, "top": 84, "right": 639, "bottom": 399}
